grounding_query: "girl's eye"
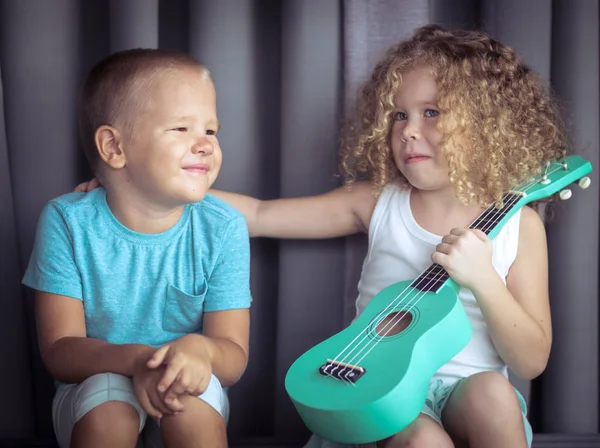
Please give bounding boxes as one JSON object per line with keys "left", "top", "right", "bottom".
{"left": 206, "top": 129, "right": 217, "bottom": 136}
{"left": 424, "top": 109, "right": 439, "bottom": 118}
{"left": 172, "top": 127, "right": 188, "bottom": 132}
{"left": 393, "top": 111, "right": 407, "bottom": 121}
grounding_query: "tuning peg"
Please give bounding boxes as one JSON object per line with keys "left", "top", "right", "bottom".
{"left": 559, "top": 189, "right": 572, "bottom": 200}
{"left": 578, "top": 176, "right": 591, "bottom": 189}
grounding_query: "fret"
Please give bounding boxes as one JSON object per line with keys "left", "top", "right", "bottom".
{"left": 411, "top": 264, "right": 448, "bottom": 292}
{"left": 410, "top": 192, "right": 523, "bottom": 293}
{"left": 469, "top": 193, "right": 521, "bottom": 235}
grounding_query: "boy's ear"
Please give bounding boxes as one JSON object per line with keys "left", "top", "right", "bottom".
{"left": 95, "top": 125, "right": 126, "bottom": 169}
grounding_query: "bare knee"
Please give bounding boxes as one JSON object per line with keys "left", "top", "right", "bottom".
{"left": 160, "top": 395, "right": 226, "bottom": 448}
{"left": 72, "top": 401, "right": 139, "bottom": 445}
{"left": 378, "top": 416, "right": 454, "bottom": 448}
{"left": 462, "top": 373, "right": 521, "bottom": 419}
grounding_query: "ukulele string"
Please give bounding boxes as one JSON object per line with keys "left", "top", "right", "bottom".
{"left": 346, "top": 165, "right": 560, "bottom": 369}
{"left": 341, "top": 193, "right": 520, "bottom": 369}
{"left": 326, "top": 164, "right": 561, "bottom": 377}
{"left": 346, "top": 193, "right": 522, "bottom": 369}
{"left": 326, "top": 193, "right": 508, "bottom": 372}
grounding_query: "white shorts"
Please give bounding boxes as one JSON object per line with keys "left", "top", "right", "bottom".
{"left": 52, "top": 372, "right": 229, "bottom": 448}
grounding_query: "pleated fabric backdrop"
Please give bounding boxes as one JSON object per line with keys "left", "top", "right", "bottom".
{"left": 0, "top": 0, "right": 597, "bottom": 446}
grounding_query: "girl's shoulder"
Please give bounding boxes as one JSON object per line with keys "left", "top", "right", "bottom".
{"left": 350, "top": 179, "right": 409, "bottom": 232}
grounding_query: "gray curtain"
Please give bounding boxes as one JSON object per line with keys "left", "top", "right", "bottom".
{"left": 0, "top": 0, "right": 597, "bottom": 446}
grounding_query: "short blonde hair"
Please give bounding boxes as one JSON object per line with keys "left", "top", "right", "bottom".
{"left": 78, "top": 48, "right": 209, "bottom": 173}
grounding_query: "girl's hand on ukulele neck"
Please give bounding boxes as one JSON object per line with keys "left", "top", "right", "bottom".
{"left": 432, "top": 227, "right": 498, "bottom": 293}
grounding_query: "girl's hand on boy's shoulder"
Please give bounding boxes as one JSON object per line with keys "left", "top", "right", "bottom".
{"left": 132, "top": 356, "right": 184, "bottom": 419}
{"left": 431, "top": 227, "right": 498, "bottom": 292}
{"left": 74, "top": 177, "right": 101, "bottom": 193}
{"left": 147, "top": 334, "right": 213, "bottom": 406}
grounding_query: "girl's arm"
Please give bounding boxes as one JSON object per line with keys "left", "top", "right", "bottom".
{"left": 75, "top": 179, "right": 379, "bottom": 239}
{"left": 209, "top": 181, "right": 378, "bottom": 239}
{"left": 433, "top": 206, "right": 551, "bottom": 380}
{"left": 477, "top": 206, "right": 552, "bottom": 379}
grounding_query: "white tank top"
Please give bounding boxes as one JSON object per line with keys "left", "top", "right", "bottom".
{"left": 354, "top": 182, "right": 521, "bottom": 385}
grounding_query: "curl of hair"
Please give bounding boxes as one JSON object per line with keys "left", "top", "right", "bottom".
{"left": 340, "top": 25, "right": 568, "bottom": 208}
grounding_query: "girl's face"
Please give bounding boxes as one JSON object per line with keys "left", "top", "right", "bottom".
{"left": 390, "top": 67, "right": 452, "bottom": 192}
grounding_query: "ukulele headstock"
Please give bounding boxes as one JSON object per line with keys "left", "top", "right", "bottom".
{"left": 519, "top": 155, "right": 593, "bottom": 205}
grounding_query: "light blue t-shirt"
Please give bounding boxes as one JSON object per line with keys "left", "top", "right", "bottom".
{"left": 22, "top": 187, "right": 252, "bottom": 348}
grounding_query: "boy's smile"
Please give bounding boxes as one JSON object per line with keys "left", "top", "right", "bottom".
{"left": 120, "top": 66, "right": 222, "bottom": 209}
{"left": 182, "top": 163, "right": 210, "bottom": 175}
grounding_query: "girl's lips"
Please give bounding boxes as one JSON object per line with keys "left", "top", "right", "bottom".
{"left": 404, "top": 155, "right": 430, "bottom": 164}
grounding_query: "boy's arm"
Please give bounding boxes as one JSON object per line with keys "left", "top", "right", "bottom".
{"left": 149, "top": 215, "right": 253, "bottom": 394}
{"left": 159, "top": 309, "right": 250, "bottom": 387}
{"left": 209, "top": 181, "right": 378, "bottom": 239}
{"left": 202, "top": 309, "right": 249, "bottom": 386}
{"left": 24, "top": 201, "right": 155, "bottom": 384}
{"left": 36, "top": 291, "right": 155, "bottom": 384}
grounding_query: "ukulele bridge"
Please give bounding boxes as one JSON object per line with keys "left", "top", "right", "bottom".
{"left": 319, "top": 359, "right": 366, "bottom": 383}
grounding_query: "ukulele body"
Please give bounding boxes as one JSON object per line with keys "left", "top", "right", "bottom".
{"left": 285, "top": 155, "right": 592, "bottom": 444}
{"left": 284, "top": 279, "right": 472, "bottom": 444}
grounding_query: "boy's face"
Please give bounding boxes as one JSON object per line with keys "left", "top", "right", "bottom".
{"left": 120, "top": 67, "right": 222, "bottom": 207}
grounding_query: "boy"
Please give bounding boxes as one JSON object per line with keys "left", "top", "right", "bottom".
{"left": 23, "top": 49, "right": 251, "bottom": 448}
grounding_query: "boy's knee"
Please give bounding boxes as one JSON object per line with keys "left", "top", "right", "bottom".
{"left": 54, "top": 373, "right": 147, "bottom": 447}
{"left": 76, "top": 400, "right": 140, "bottom": 436}
{"left": 158, "top": 395, "right": 226, "bottom": 448}
{"left": 169, "top": 394, "right": 224, "bottom": 426}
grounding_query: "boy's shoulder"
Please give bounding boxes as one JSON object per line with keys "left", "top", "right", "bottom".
{"left": 190, "top": 193, "right": 245, "bottom": 224}
{"left": 44, "top": 189, "right": 103, "bottom": 218}
{"left": 187, "top": 194, "right": 249, "bottom": 248}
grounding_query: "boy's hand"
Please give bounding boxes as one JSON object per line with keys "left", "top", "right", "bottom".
{"left": 133, "top": 355, "right": 185, "bottom": 419}
{"left": 147, "top": 335, "right": 212, "bottom": 405}
{"left": 431, "top": 227, "right": 498, "bottom": 293}
{"left": 74, "top": 178, "right": 101, "bottom": 193}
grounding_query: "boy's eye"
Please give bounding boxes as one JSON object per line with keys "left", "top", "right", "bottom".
{"left": 424, "top": 109, "right": 439, "bottom": 118}
{"left": 172, "top": 127, "right": 188, "bottom": 132}
{"left": 206, "top": 129, "right": 217, "bottom": 136}
{"left": 393, "top": 112, "right": 407, "bottom": 121}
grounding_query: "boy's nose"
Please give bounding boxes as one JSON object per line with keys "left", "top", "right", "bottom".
{"left": 192, "top": 136, "right": 214, "bottom": 154}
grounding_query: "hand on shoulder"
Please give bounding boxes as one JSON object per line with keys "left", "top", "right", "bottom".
{"left": 74, "top": 178, "right": 101, "bottom": 193}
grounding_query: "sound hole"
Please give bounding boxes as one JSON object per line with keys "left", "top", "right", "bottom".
{"left": 375, "top": 311, "right": 413, "bottom": 337}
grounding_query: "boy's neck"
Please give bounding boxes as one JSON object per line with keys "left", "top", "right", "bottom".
{"left": 104, "top": 186, "right": 185, "bottom": 234}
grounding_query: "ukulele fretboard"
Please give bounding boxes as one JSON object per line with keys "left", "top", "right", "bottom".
{"left": 411, "top": 192, "right": 523, "bottom": 293}
{"left": 468, "top": 192, "right": 522, "bottom": 235}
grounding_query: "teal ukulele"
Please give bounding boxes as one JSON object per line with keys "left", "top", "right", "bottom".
{"left": 285, "top": 155, "right": 592, "bottom": 444}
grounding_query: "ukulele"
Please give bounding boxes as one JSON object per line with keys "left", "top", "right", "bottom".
{"left": 285, "top": 155, "right": 592, "bottom": 444}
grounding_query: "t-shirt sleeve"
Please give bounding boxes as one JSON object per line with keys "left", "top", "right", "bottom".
{"left": 22, "top": 202, "right": 83, "bottom": 300}
{"left": 204, "top": 214, "right": 252, "bottom": 312}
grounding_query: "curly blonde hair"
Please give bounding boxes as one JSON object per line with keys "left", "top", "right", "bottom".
{"left": 340, "top": 24, "right": 568, "bottom": 207}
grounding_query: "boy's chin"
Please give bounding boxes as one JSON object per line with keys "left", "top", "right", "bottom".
{"left": 180, "top": 189, "right": 209, "bottom": 204}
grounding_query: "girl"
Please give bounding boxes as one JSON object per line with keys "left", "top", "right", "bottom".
{"left": 78, "top": 25, "right": 566, "bottom": 447}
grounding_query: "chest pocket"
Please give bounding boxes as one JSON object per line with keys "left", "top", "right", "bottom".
{"left": 162, "top": 281, "right": 207, "bottom": 334}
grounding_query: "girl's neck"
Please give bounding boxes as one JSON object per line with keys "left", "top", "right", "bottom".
{"left": 409, "top": 186, "right": 484, "bottom": 237}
